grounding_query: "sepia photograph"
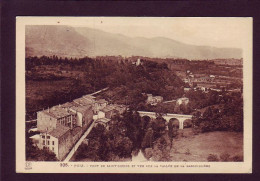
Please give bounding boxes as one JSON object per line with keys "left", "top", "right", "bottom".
{"left": 16, "top": 17, "right": 252, "bottom": 173}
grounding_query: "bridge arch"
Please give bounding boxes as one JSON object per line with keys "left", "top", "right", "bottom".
{"left": 137, "top": 111, "right": 192, "bottom": 130}
{"left": 142, "top": 115, "right": 152, "bottom": 121}
{"left": 168, "top": 118, "right": 180, "bottom": 129}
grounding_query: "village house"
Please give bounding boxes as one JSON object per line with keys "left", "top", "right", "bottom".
{"left": 93, "top": 99, "right": 108, "bottom": 113}
{"left": 37, "top": 106, "right": 77, "bottom": 132}
{"left": 94, "top": 104, "right": 127, "bottom": 128}
{"left": 176, "top": 97, "right": 189, "bottom": 106}
{"left": 147, "top": 94, "right": 163, "bottom": 105}
{"left": 69, "top": 105, "right": 93, "bottom": 128}
{"left": 94, "top": 117, "right": 111, "bottom": 129}
{"left": 38, "top": 124, "right": 72, "bottom": 160}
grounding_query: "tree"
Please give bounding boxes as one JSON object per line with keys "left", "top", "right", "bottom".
{"left": 26, "top": 138, "right": 58, "bottom": 161}
{"left": 152, "top": 116, "right": 167, "bottom": 140}
{"left": 167, "top": 119, "right": 178, "bottom": 147}
{"left": 141, "top": 128, "right": 154, "bottom": 149}
{"left": 148, "top": 135, "right": 172, "bottom": 161}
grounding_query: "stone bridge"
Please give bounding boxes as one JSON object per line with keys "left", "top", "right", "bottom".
{"left": 137, "top": 111, "right": 193, "bottom": 129}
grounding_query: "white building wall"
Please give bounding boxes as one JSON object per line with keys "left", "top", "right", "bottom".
{"left": 69, "top": 109, "right": 83, "bottom": 127}
{"left": 97, "top": 111, "right": 105, "bottom": 119}
{"left": 39, "top": 133, "right": 59, "bottom": 157}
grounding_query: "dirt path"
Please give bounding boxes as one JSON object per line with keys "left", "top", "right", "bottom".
{"left": 63, "top": 121, "right": 96, "bottom": 162}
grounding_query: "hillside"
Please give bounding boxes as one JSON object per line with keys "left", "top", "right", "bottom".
{"left": 26, "top": 25, "right": 242, "bottom": 60}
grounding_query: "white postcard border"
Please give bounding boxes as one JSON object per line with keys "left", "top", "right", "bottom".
{"left": 16, "top": 17, "right": 253, "bottom": 173}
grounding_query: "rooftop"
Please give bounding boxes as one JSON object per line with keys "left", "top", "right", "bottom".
{"left": 48, "top": 124, "right": 70, "bottom": 138}
{"left": 70, "top": 105, "right": 92, "bottom": 114}
{"left": 71, "top": 126, "right": 82, "bottom": 136}
{"left": 102, "top": 104, "right": 127, "bottom": 114}
{"left": 73, "top": 97, "right": 93, "bottom": 106}
{"left": 60, "top": 102, "right": 78, "bottom": 108}
{"left": 82, "top": 95, "right": 96, "bottom": 102}
{"left": 96, "top": 118, "right": 111, "bottom": 124}
{"left": 96, "top": 99, "right": 108, "bottom": 104}
{"left": 101, "top": 105, "right": 115, "bottom": 113}
{"left": 42, "top": 106, "right": 75, "bottom": 119}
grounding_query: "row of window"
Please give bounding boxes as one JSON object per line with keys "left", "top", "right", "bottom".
{"left": 43, "top": 145, "right": 55, "bottom": 152}
{"left": 42, "top": 135, "right": 50, "bottom": 139}
{"left": 42, "top": 140, "right": 55, "bottom": 146}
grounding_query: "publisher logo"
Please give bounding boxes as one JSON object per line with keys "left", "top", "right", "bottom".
{"left": 25, "top": 162, "right": 32, "bottom": 170}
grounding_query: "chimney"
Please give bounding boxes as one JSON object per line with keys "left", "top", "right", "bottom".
{"left": 47, "top": 107, "right": 50, "bottom": 113}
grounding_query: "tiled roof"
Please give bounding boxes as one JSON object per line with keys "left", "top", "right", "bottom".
{"left": 70, "top": 105, "right": 92, "bottom": 114}
{"left": 73, "top": 97, "right": 93, "bottom": 106}
{"left": 42, "top": 106, "right": 75, "bottom": 119}
{"left": 101, "top": 105, "right": 115, "bottom": 113}
{"left": 96, "top": 99, "right": 108, "bottom": 104}
{"left": 109, "top": 104, "right": 127, "bottom": 113}
{"left": 48, "top": 124, "right": 70, "bottom": 138}
{"left": 60, "top": 102, "right": 78, "bottom": 108}
{"left": 71, "top": 126, "right": 82, "bottom": 136}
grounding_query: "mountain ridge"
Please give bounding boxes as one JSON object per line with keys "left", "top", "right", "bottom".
{"left": 25, "top": 25, "right": 242, "bottom": 60}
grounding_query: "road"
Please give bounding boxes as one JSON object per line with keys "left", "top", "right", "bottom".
{"left": 89, "top": 87, "right": 109, "bottom": 96}
{"left": 63, "top": 121, "right": 96, "bottom": 162}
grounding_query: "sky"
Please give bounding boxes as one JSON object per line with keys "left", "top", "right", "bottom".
{"left": 20, "top": 17, "right": 252, "bottom": 49}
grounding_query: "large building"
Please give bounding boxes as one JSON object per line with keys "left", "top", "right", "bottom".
{"left": 37, "top": 106, "right": 77, "bottom": 132}
{"left": 35, "top": 100, "right": 94, "bottom": 160}
{"left": 31, "top": 92, "right": 127, "bottom": 161}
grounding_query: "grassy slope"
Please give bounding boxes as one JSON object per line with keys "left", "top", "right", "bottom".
{"left": 171, "top": 129, "right": 243, "bottom": 161}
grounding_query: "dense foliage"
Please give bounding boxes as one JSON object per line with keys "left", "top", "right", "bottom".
{"left": 192, "top": 92, "right": 243, "bottom": 132}
{"left": 26, "top": 133, "right": 58, "bottom": 161}
{"left": 26, "top": 55, "right": 244, "bottom": 162}
{"left": 74, "top": 110, "right": 172, "bottom": 161}
{"left": 26, "top": 56, "right": 184, "bottom": 119}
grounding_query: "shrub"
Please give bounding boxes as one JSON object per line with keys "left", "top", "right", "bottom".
{"left": 183, "top": 119, "right": 192, "bottom": 128}
{"left": 220, "top": 153, "right": 230, "bottom": 162}
{"left": 207, "top": 154, "right": 219, "bottom": 162}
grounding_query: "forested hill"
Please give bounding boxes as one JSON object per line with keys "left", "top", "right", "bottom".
{"left": 26, "top": 25, "right": 242, "bottom": 60}
{"left": 26, "top": 56, "right": 184, "bottom": 119}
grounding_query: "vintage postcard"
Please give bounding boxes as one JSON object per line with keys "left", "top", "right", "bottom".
{"left": 16, "top": 17, "right": 252, "bottom": 173}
